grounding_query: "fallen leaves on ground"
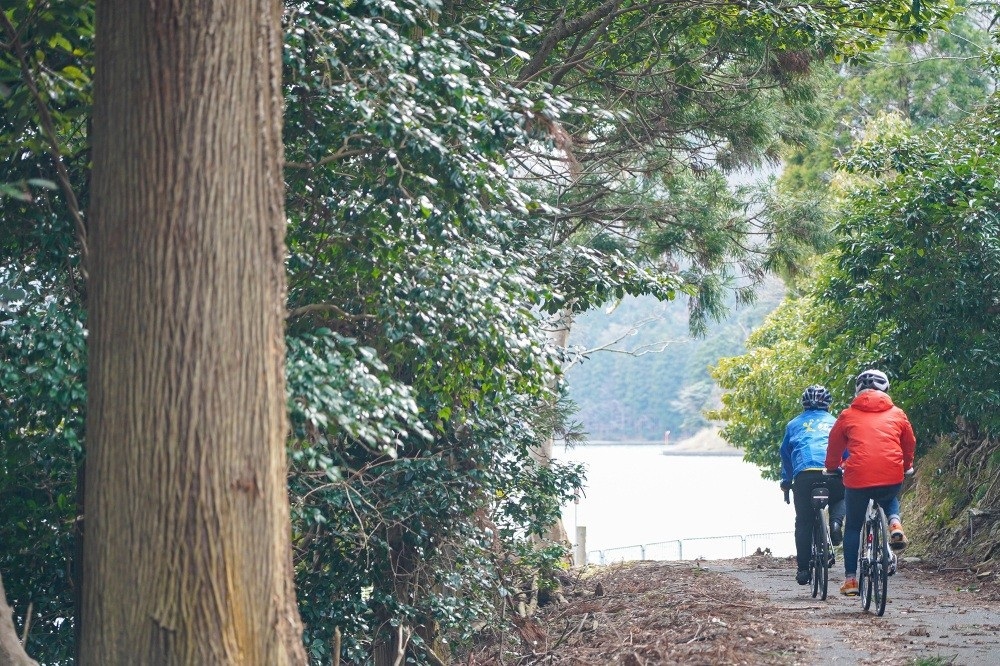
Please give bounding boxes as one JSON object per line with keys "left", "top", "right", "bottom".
{"left": 471, "top": 555, "right": 807, "bottom": 665}
{"left": 462, "top": 551, "right": 1000, "bottom": 664}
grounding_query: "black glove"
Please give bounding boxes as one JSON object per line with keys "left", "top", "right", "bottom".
{"left": 779, "top": 482, "right": 791, "bottom": 492}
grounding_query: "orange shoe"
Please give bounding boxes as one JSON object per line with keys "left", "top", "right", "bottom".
{"left": 889, "top": 519, "right": 908, "bottom": 551}
{"left": 840, "top": 577, "right": 859, "bottom": 596}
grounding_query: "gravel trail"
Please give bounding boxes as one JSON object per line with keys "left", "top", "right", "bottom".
{"left": 708, "top": 556, "right": 1000, "bottom": 665}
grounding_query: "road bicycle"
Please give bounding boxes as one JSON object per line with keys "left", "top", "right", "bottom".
{"left": 855, "top": 468, "right": 913, "bottom": 615}
{"left": 784, "top": 469, "right": 837, "bottom": 600}
{"left": 857, "top": 497, "right": 896, "bottom": 616}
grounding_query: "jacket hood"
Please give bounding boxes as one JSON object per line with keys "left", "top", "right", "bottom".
{"left": 851, "top": 389, "right": 894, "bottom": 412}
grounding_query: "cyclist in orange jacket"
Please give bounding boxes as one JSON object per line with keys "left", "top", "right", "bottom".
{"left": 826, "top": 369, "right": 916, "bottom": 597}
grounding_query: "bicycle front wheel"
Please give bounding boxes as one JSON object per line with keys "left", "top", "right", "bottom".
{"left": 872, "top": 506, "right": 889, "bottom": 616}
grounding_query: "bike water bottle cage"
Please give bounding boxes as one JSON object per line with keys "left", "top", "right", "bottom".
{"left": 811, "top": 486, "right": 830, "bottom": 508}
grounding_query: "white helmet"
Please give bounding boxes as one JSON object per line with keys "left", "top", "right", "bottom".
{"left": 855, "top": 369, "right": 889, "bottom": 395}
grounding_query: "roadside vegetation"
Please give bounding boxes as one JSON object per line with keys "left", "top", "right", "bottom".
{"left": 709, "top": 2, "right": 1000, "bottom": 571}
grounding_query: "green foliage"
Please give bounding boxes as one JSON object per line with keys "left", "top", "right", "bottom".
{"left": 0, "top": 5, "right": 93, "bottom": 661}
{"left": 1, "top": 293, "right": 85, "bottom": 662}
{"left": 281, "top": 0, "right": 593, "bottom": 660}
{"left": 1, "top": 0, "right": 92, "bottom": 261}
{"left": 492, "top": 0, "right": 956, "bottom": 331}
{"left": 780, "top": 4, "right": 993, "bottom": 197}
{"left": 711, "top": 7, "right": 998, "bottom": 479}
{"left": 287, "top": 329, "right": 427, "bottom": 451}
{"left": 821, "top": 98, "right": 1000, "bottom": 438}
{"left": 913, "top": 658, "right": 960, "bottom": 666}
{"left": 714, "top": 97, "right": 1000, "bottom": 481}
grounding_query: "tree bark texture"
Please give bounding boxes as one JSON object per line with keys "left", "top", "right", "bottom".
{"left": 84, "top": 1, "right": 305, "bottom": 663}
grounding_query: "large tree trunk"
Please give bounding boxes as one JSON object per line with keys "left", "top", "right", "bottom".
{"left": 83, "top": 1, "right": 305, "bottom": 663}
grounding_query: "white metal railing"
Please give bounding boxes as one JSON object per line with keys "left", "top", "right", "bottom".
{"left": 585, "top": 530, "right": 794, "bottom": 565}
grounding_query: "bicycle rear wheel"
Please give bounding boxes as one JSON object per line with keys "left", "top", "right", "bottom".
{"left": 872, "top": 506, "right": 889, "bottom": 616}
{"left": 812, "top": 512, "right": 829, "bottom": 600}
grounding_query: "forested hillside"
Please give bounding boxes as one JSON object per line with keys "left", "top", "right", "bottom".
{"left": 567, "top": 281, "right": 784, "bottom": 441}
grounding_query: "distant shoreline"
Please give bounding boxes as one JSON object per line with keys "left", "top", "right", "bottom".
{"left": 660, "top": 450, "right": 742, "bottom": 457}
{"left": 577, "top": 441, "right": 742, "bottom": 457}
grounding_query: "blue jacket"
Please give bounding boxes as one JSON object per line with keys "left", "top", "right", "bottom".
{"left": 780, "top": 408, "right": 837, "bottom": 486}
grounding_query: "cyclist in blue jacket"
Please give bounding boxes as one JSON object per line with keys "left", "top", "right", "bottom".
{"left": 780, "top": 385, "right": 846, "bottom": 585}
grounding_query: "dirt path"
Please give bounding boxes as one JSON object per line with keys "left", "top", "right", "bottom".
{"left": 705, "top": 555, "right": 1000, "bottom": 665}
{"left": 514, "top": 554, "right": 1000, "bottom": 665}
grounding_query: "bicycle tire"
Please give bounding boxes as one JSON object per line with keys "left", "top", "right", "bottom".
{"left": 859, "top": 509, "right": 874, "bottom": 611}
{"left": 810, "top": 511, "right": 819, "bottom": 598}
{"left": 811, "top": 518, "right": 821, "bottom": 598}
{"left": 872, "top": 506, "right": 889, "bottom": 616}
{"left": 815, "top": 511, "right": 829, "bottom": 600}
{"left": 810, "top": 541, "right": 820, "bottom": 598}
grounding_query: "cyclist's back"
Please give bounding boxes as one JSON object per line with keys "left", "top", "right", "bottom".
{"left": 827, "top": 390, "right": 913, "bottom": 489}
{"left": 780, "top": 385, "right": 846, "bottom": 586}
{"left": 825, "top": 369, "right": 916, "bottom": 596}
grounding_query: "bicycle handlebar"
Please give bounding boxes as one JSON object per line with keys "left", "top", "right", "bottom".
{"left": 819, "top": 467, "right": 912, "bottom": 477}
{"left": 798, "top": 466, "right": 842, "bottom": 476}
{"left": 783, "top": 467, "right": 911, "bottom": 508}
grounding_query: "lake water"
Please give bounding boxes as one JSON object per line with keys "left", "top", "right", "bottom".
{"left": 557, "top": 444, "right": 795, "bottom": 561}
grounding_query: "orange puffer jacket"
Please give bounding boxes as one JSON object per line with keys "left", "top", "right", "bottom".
{"left": 825, "top": 390, "right": 916, "bottom": 489}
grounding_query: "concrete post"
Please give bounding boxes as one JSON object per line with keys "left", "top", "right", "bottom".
{"left": 575, "top": 525, "right": 587, "bottom": 566}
